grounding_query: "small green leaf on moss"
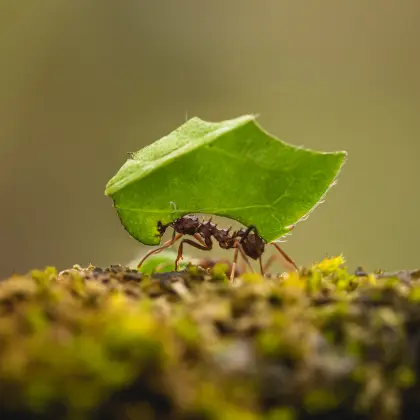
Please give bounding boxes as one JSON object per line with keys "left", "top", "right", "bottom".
{"left": 136, "top": 250, "right": 191, "bottom": 274}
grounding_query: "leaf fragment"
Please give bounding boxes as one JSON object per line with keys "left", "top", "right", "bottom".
{"left": 106, "top": 115, "right": 346, "bottom": 245}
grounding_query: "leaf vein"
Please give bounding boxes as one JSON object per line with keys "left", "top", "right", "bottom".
{"left": 115, "top": 204, "right": 272, "bottom": 213}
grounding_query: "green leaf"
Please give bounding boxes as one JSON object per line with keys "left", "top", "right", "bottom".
{"left": 134, "top": 251, "right": 191, "bottom": 274}
{"left": 106, "top": 115, "right": 346, "bottom": 245}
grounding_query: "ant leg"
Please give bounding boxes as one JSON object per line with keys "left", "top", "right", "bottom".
{"left": 137, "top": 233, "right": 183, "bottom": 269}
{"left": 238, "top": 258, "right": 247, "bottom": 275}
{"left": 262, "top": 254, "right": 277, "bottom": 273}
{"left": 259, "top": 256, "right": 264, "bottom": 275}
{"left": 271, "top": 243, "right": 298, "bottom": 272}
{"left": 193, "top": 233, "right": 207, "bottom": 247}
{"left": 175, "top": 238, "right": 213, "bottom": 271}
{"left": 286, "top": 224, "right": 296, "bottom": 233}
{"left": 263, "top": 225, "right": 297, "bottom": 273}
{"left": 237, "top": 244, "right": 254, "bottom": 273}
{"left": 230, "top": 242, "right": 240, "bottom": 282}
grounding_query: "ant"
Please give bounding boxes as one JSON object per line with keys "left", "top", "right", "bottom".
{"left": 137, "top": 215, "right": 298, "bottom": 281}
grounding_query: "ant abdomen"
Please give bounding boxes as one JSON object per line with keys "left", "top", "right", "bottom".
{"left": 241, "top": 234, "right": 265, "bottom": 260}
{"left": 236, "top": 227, "right": 265, "bottom": 260}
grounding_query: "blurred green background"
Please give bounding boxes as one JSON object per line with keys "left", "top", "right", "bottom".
{"left": 1, "top": 0, "right": 419, "bottom": 277}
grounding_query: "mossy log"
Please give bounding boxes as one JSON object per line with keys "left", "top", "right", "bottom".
{"left": 1, "top": 257, "right": 420, "bottom": 420}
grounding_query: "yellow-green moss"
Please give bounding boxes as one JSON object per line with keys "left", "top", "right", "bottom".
{"left": 0, "top": 258, "right": 420, "bottom": 419}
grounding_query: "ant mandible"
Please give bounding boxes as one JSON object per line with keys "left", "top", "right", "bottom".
{"left": 137, "top": 215, "right": 298, "bottom": 281}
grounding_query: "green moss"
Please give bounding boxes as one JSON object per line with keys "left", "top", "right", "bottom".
{"left": 394, "top": 366, "right": 415, "bottom": 388}
{"left": 408, "top": 286, "right": 420, "bottom": 302}
{"left": 303, "top": 389, "right": 339, "bottom": 413}
{"left": 265, "top": 407, "right": 296, "bottom": 420}
{"left": 0, "top": 258, "right": 420, "bottom": 419}
{"left": 210, "top": 262, "right": 230, "bottom": 283}
{"left": 257, "top": 330, "right": 283, "bottom": 356}
{"left": 172, "top": 315, "right": 200, "bottom": 344}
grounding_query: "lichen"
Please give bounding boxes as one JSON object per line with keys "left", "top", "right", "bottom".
{"left": 0, "top": 258, "right": 420, "bottom": 419}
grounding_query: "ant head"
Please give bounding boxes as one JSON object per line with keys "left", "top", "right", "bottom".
{"left": 157, "top": 221, "right": 168, "bottom": 236}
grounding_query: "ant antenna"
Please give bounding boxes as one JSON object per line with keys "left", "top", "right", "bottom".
{"left": 185, "top": 110, "right": 189, "bottom": 122}
{"left": 169, "top": 201, "right": 177, "bottom": 212}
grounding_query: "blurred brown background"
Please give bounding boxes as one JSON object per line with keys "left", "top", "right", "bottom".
{"left": 1, "top": 0, "right": 419, "bottom": 277}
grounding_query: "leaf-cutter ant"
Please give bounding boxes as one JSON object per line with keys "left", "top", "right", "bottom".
{"left": 137, "top": 215, "right": 298, "bottom": 281}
